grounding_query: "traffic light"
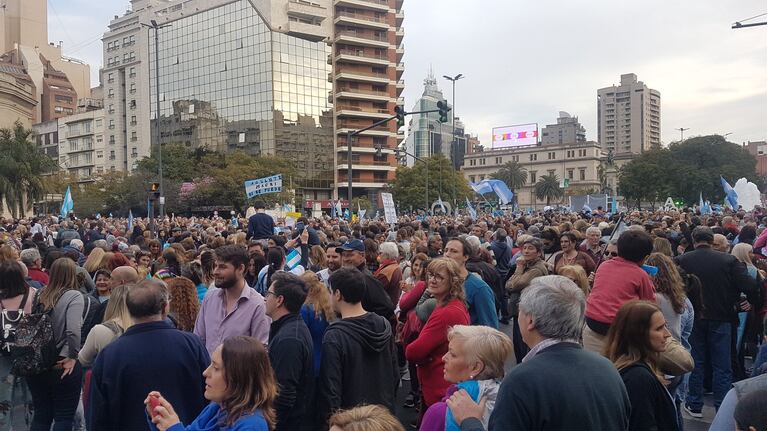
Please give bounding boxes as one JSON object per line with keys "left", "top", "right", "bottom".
{"left": 394, "top": 105, "right": 405, "bottom": 128}
{"left": 437, "top": 100, "right": 450, "bottom": 123}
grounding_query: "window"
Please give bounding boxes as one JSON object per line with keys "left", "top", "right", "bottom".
{"left": 129, "top": 67, "right": 136, "bottom": 77}
{"left": 55, "top": 95, "right": 73, "bottom": 104}
{"left": 529, "top": 171, "right": 537, "bottom": 183}
{"left": 131, "top": 131, "right": 137, "bottom": 141}
{"left": 579, "top": 168, "right": 586, "bottom": 181}
{"left": 108, "top": 104, "right": 114, "bottom": 114}
{"left": 108, "top": 120, "right": 115, "bottom": 129}
{"left": 548, "top": 169, "right": 556, "bottom": 176}
{"left": 469, "top": 175, "right": 476, "bottom": 183}
{"left": 130, "top": 83, "right": 136, "bottom": 93}
{"left": 529, "top": 154, "right": 537, "bottom": 161}
{"left": 109, "top": 135, "right": 115, "bottom": 145}
{"left": 83, "top": 122, "right": 91, "bottom": 133}
{"left": 69, "top": 140, "right": 77, "bottom": 151}
{"left": 130, "top": 115, "right": 137, "bottom": 125}
{"left": 568, "top": 169, "right": 574, "bottom": 180}
{"left": 108, "top": 89, "right": 114, "bottom": 98}
{"left": 548, "top": 151, "right": 556, "bottom": 160}
{"left": 109, "top": 150, "right": 115, "bottom": 160}
{"left": 511, "top": 155, "right": 519, "bottom": 162}
{"left": 495, "top": 156, "right": 502, "bottom": 164}
{"left": 68, "top": 123, "right": 80, "bottom": 135}
{"left": 95, "top": 119, "right": 102, "bottom": 128}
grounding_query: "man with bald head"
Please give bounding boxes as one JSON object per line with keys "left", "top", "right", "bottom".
{"left": 87, "top": 279, "right": 209, "bottom": 431}
{"left": 110, "top": 266, "right": 140, "bottom": 289}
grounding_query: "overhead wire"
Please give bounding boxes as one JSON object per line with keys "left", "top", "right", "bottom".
{"left": 736, "top": 11, "right": 767, "bottom": 23}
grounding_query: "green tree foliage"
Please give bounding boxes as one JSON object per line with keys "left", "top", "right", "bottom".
{"left": 619, "top": 135, "right": 757, "bottom": 208}
{"left": 490, "top": 161, "right": 527, "bottom": 190}
{"left": 0, "top": 123, "right": 58, "bottom": 217}
{"left": 386, "top": 154, "right": 472, "bottom": 211}
{"left": 351, "top": 196, "right": 372, "bottom": 213}
{"left": 534, "top": 174, "right": 564, "bottom": 205}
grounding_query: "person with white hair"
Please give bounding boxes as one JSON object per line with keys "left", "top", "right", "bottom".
{"left": 20, "top": 247, "right": 48, "bottom": 286}
{"left": 374, "top": 241, "right": 403, "bottom": 308}
{"left": 580, "top": 226, "right": 605, "bottom": 266}
{"left": 446, "top": 276, "right": 630, "bottom": 430}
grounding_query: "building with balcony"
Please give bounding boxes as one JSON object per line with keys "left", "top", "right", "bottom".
{"left": 462, "top": 141, "right": 606, "bottom": 209}
{"left": 0, "top": 53, "right": 37, "bottom": 128}
{"left": 56, "top": 109, "right": 106, "bottom": 182}
{"left": 597, "top": 73, "right": 661, "bottom": 156}
{"left": 39, "top": 55, "right": 78, "bottom": 122}
{"left": 332, "top": 0, "right": 405, "bottom": 200}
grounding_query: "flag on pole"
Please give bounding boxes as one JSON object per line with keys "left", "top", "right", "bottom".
{"left": 128, "top": 210, "right": 134, "bottom": 232}
{"left": 612, "top": 217, "right": 628, "bottom": 239}
{"left": 489, "top": 180, "right": 514, "bottom": 205}
{"left": 469, "top": 181, "right": 494, "bottom": 195}
{"left": 357, "top": 203, "right": 366, "bottom": 220}
{"left": 699, "top": 192, "right": 704, "bottom": 211}
{"left": 465, "top": 197, "right": 477, "bottom": 220}
{"left": 330, "top": 200, "right": 336, "bottom": 218}
{"left": 720, "top": 176, "right": 739, "bottom": 209}
{"left": 60, "top": 186, "right": 73, "bottom": 219}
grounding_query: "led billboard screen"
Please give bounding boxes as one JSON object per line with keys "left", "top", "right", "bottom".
{"left": 491, "top": 123, "right": 539, "bottom": 149}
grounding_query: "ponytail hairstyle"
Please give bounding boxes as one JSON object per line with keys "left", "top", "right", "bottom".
{"left": 265, "top": 247, "right": 286, "bottom": 290}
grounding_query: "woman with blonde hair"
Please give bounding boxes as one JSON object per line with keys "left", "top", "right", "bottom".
{"left": 83, "top": 248, "right": 106, "bottom": 279}
{"left": 300, "top": 271, "right": 334, "bottom": 376}
{"left": 329, "top": 404, "right": 404, "bottom": 431}
{"left": 28, "top": 257, "right": 85, "bottom": 430}
{"left": 405, "top": 258, "right": 470, "bottom": 409}
{"left": 147, "top": 336, "right": 278, "bottom": 431}
{"left": 421, "top": 325, "right": 513, "bottom": 431}
{"left": 308, "top": 245, "right": 327, "bottom": 273}
{"left": 652, "top": 237, "right": 673, "bottom": 257}
{"left": 79, "top": 284, "right": 133, "bottom": 367}
{"left": 557, "top": 264, "right": 591, "bottom": 296}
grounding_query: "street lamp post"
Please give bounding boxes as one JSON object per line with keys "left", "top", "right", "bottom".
{"left": 444, "top": 73, "right": 464, "bottom": 207}
{"left": 142, "top": 19, "right": 171, "bottom": 222}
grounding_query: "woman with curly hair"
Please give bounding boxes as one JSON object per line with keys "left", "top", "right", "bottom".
{"left": 146, "top": 336, "right": 278, "bottom": 431}
{"left": 300, "top": 271, "right": 335, "bottom": 376}
{"left": 165, "top": 277, "right": 201, "bottom": 332}
{"left": 405, "top": 258, "right": 470, "bottom": 409}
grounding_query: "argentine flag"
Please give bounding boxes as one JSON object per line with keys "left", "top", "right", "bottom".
{"left": 60, "top": 186, "right": 73, "bottom": 219}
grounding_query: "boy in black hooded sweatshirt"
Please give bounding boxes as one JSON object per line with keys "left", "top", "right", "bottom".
{"left": 317, "top": 267, "right": 399, "bottom": 429}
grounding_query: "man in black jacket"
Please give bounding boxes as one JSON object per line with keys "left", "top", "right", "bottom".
{"left": 445, "top": 276, "right": 630, "bottom": 431}
{"left": 317, "top": 267, "right": 398, "bottom": 429}
{"left": 264, "top": 272, "right": 314, "bottom": 431}
{"left": 336, "top": 239, "right": 395, "bottom": 323}
{"left": 675, "top": 226, "right": 755, "bottom": 415}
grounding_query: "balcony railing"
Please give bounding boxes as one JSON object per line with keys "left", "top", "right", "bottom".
{"left": 338, "top": 87, "right": 390, "bottom": 97}
{"left": 337, "top": 30, "right": 388, "bottom": 43}
{"left": 337, "top": 11, "right": 387, "bottom": 24}
{"left": 337, "top": 49, "right": 388, "bottom": 61}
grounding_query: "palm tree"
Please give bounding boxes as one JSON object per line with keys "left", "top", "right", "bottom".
{"left": 0, "top": 122, "right": 57, "bottom": 217}
{"left": 491, "top": 161, "right": 527, "bottom": 190}
{"left": 535, "top": 174, "right": 564, "bottom": 206}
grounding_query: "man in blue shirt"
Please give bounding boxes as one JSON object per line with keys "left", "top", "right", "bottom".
{"left": 443, "top": 237, "right": 499, "bottom": 329}
{"left": 246, "top": 201, "right": 275, "bottom": 241}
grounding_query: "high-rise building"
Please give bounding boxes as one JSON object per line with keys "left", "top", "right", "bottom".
{"left": 401, "top": 71, "right": 466, "bottom": 169}
{"left": 541, "top": 111, "right": 586, "bottom": 146}
{"left": 56, "top": 108, "right": 107, "bottom": 182}
{"left": 597, "top": 73, "right": 660, "bottom": 155}
{"left": 0, "top": 0, "right": 91, "bottom": 103}
{"left": 332, "top": 0, "right": 405, "bottom": 200}
{"left": 146, "top": 0, "right": 335, "bottom": 204}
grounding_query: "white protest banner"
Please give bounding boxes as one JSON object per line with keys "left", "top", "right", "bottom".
{"left": 381, "top": 193, "right": 397, "bottom": 224}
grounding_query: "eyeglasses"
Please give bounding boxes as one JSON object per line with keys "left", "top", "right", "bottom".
{"left": 265, "top": 291, "right": 276, "bottom": 297}
{"left": 427, "top": 272, "right": 446, "bottom": 282}
{"left": 607, "top": 252, "right": 619, "bottom": 257}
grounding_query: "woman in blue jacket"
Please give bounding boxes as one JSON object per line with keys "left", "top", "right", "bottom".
{"left": 146, "top": 336, "right": 278, "bottom": 431}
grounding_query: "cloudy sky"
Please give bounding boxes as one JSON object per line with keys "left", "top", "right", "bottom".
{"left": 50, "top": 0, "right": 767, "bottom": 146}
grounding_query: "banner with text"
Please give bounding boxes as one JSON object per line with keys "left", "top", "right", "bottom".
{"left": 245, "top": 175, "right": 283, "bottom": 198}
{"left": 381, "top": 193, "right": 397, "bottom": 224}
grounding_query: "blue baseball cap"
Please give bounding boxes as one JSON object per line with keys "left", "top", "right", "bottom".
{"left": 336, "top": 239, "right": 365, "bottom": 253}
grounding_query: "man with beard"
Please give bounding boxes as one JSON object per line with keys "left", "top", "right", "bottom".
{"left": 194, "top": 245, "right": 270, "bottom": 354}
{"left": 318, "top": 242, "right": 342, "bottom": 288}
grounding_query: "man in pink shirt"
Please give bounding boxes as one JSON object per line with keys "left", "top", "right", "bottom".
{"left": 193, "top": 245, "right": 270, "bottom": 355}
{"left": 583, "top": 229, "right": 656, "bottom": 353}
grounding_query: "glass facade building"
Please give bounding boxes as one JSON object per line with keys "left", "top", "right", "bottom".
{"left": 150, "top": 0, "right": 335, "bottom": 199}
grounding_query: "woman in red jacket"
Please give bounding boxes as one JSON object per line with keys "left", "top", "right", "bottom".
{"left": 405, "top": 258, "right": 470, "bottom": 410}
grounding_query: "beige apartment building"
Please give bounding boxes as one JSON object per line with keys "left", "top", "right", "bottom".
{"left": 57, "top": 108, "right": 107, "bottom": 183}
{"left": 597, "top": 73, "right": 660, "bottom": 156}
{"left": 462, "top": 141, "right": 606, "bottom": 209}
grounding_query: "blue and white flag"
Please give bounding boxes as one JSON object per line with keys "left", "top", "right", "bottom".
{"left": 343, "top": 208, "right": 351, "bottom": 220}
{"left": 95, "top": 213, "right": 101, "bottom": 220}
{"left": 60, "top": 186, "right": 73, "bottom": 219}
{"left": 244, "top": 174, "right": 283, "bottom": 199}
{"left": 702, "top": 200, "right": 712, "bottom": 215}
{"left": 465, "top": 198, "right": 477, "bottom": 220}
{"left": 357, "top": 203, "right": 366, "bottom": 220}
{"left": 286, "top": 248, "right": 301, "bottom": 271}
{"left": 489, "top": 180, "right": 514, "bottom": 205}
{"left": 720, "top": 176, "right": 738, "bottom": 209}
{"left": 330, "top": 200, "right": 337, "bottom": 218}
{"left": 699, "top": 192, "right": 705, "bottom": 211}
{"left": 127, "top": 210, "right": 134, "bottom": 232}
{"left": 470, "top": 181, "right": 494, "bottom": 195}
{"left": 336, "top": 201, "right": 343, "bottom": 218}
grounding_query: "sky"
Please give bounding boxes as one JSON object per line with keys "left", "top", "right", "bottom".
{"left": 49, "top": 0, "right": 767, "bottom": 147}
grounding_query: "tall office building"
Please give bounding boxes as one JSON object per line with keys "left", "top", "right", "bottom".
{"left": 147, "top": 0, "right": 335, "bottom": 202}
{"left": 597, "top": 73, "right": 660, "bottom": 155}
{"left": 401, "top": 71, "right": 466, "bottom": 169}
{"left": 332, "top": 0, "right": 405, "bottom": 200}
{"left": 540, "top": 111, "right": 586, "bottom": 146}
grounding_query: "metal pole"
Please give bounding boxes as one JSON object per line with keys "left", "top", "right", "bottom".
{"left": 347, "top": 131, "right": 353, "bottom": 204}
{"left": 153, "top": 23, "right": 165, "bottom": 218}
{"left": 451, "top": 78, "right": 456, "bottom": 209}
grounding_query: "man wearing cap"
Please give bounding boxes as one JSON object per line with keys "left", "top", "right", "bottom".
{"left": 247, "top": 200, "right": 275, "bottom": 241}
{"left": 336, "top": 239, "right": 395, "bottom": 323}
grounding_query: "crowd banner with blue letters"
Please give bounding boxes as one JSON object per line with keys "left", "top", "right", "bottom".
{"left": 244, "top": 175, "right": 283, "bottom": 198}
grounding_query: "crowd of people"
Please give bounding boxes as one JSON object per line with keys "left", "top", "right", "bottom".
{"left": 0, "top": 200, "right": 765, "bottom": 431}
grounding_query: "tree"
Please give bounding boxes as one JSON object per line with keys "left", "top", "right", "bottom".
{"left": 491, "top": 161, "right": 527, "bottom": 190}
{"left": 386, "top": 154, "right": 472, "bottom": 211}
{"left": 618, "top": 135, "right": 757, "bottom": 208}
{"left": 0, "top": 122, "right": 58, "bottom": 217}
{"left": 534, "top": 174, "right": 564, "bottom": 206}
{"left": 351, "top": 196, "right": 372, "bottom": 213}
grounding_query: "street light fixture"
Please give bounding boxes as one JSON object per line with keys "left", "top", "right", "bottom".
{"left": 443, "top": 73, "right": 464, "bottom": 206}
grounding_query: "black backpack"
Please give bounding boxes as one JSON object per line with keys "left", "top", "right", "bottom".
{"left": 0, "top": 287, "right": 31, "bottom": 356}
{"left": 11, "top": 293, "right": 58, "bottom": 376}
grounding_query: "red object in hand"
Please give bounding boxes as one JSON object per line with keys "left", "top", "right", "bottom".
{"left": 148, "top": 395, "right": 161, "bottom": 418}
